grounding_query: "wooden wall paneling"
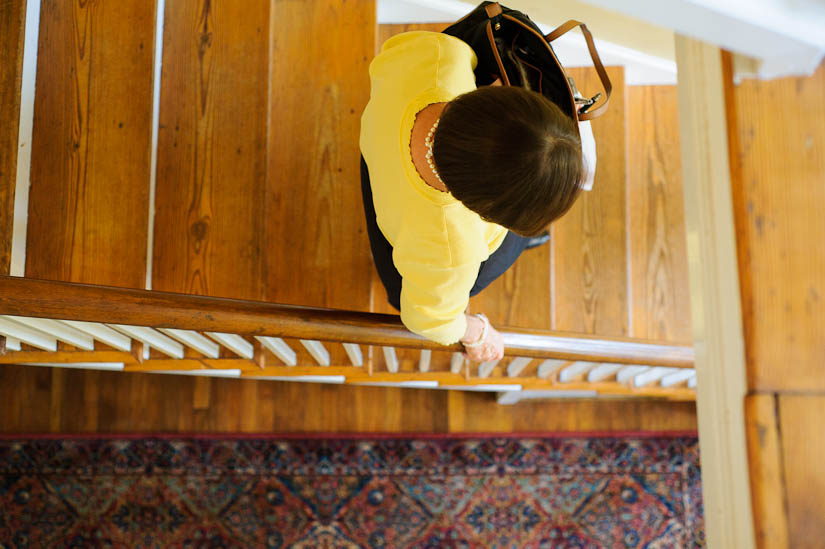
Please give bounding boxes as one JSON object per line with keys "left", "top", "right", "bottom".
{"left": 627, "top": 86, "right": 691, "bottom": 342}
{"left": 552, "top": 66, "right": 628, "bottom": 337}
{"left": 744, "top": 394, "right": 789, "bottom": 549}
{"left": 777, "top": 395, "right": 825, "bottom": 547}
{"left": 0, "top": 0, "right": 26, "bottom": 275}
{"left": 729, "top": 60, "right": 825, "bottom": 391}
{"left": 26, "top": 0, "right": 155, "bottom": 286}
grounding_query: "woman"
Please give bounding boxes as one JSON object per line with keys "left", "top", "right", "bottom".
{"left": 360, "top": 31, "right": 589, "bottom": 363}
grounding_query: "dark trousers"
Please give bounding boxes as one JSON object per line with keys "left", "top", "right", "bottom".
{"left": 360, "top": 156, "right": 530, "bottom": 311}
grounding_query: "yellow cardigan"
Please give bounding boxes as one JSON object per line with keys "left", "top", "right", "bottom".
{"left": 360, "top": 32, "right": 507, "bottom": 345}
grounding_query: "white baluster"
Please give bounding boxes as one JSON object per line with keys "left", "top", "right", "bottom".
{"left": 4, "top": 316, "right": 94, "bottom": 350}
{"left": 633, "top": 367, "right": 678, "bottom": 387}
{"left": 478, "top": 360, "right": 499, "bottom": 378}
{"left": 4, "top": 337, "right": 21, "bottom": 351}
{"left": 255, "top": 336, "right": 297, "bottom": 366}
{"left": 506, "top": 357, "right": 532, "bottom": 377}
{"left": 418, "top": 349, "right": 431, "bottom": 372}
{"left": 300, "top": 339, "right": 330, "bottom": 366}
{"left": 205, "top": 332, "right": 253, "bottom": 359}
{"left": 383, "top": 346, "right": 399, "bottom": 373}
{"left": 450, "top": 352, "right": 465, "bottom": 374}
{"left": 109, "top": 325, "right": 184, "bottom": 359}
{"left": 660, "top": 368, "right": 696, "bottom": 388}
{"left": 62, "top": 321, "right": 132, "bottom": 352}
{"left": 159, "top": 329, "right": 220, "bottom": 358}
{"left": 558, "top": 361, "right": 597, "bottom": 383}
{"left": 342, "top": 343, "right": 363, "bottom": 367}
{"left": 0, "top": 317, "right": 57, "bottom": 351}
{"left": 587, "top": 363, "right": 623, "bottom": 382}
{"left": 616, "top": 365, "right": 651, "bottom": 384}
{"left": 537, "top": 359, "right": 567, "bottom": 379}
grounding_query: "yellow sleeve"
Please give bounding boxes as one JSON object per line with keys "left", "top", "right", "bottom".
{"left": 395, "top": 253, "right": 478, "bottom": 346}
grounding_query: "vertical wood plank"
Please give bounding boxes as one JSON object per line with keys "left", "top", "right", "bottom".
{"left": 26, "top": 0, "right": 155, "bottom": 286}
{"left": 552, "top": 66, "right": 628, "bottom": 337}
{"left": 265, "top": 0, "right": 374, "bottom": 312}
{"left": 744, "top": 394, "right": 789, "bottom": 549}
{"left": 675, "top": 36, "right": 754, "bottom": 549}
{"left": 729, "top": 59, "right": 825, "bottom": 391}
{"left": 152, "top": 0, "right": 268, "bottom": 300}
{"left": 777, "top": 395, "right": 825, "bottom": 548}
{"left": 0, "top": 0, "right": 26, "bottom": 275}
{"left": 627, "top": 86, "right": 691, "bottom": 342}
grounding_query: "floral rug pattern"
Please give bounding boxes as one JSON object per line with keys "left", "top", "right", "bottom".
{"left": 0, "top": 435, "right": 703, "bottom": 547}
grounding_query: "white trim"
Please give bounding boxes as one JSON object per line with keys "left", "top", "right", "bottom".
{"left": 145, "top": 0, "right": 166, "bottom": 290}
{"left": 245, "top": 375, "right": 346, "bottom": 384}
{"left": 498, "top": 389, "right": 600, "bottom": 405}
{"left": 256, "top": 336, "right": 297, "bottom": 366}
{"left": 352, "top": 380, "right": 439, "bottom": 389}
{"left": 150, "top": 369, "right": 242, "bottom": 378}
{"left": 4, "top": 337, "right": 22, "bottom": 351}
{"left": 440, "top": 383, "right": 523, "bottom": 392}
{"left": 20, "top": 362, "right": 125, "bottom": 371}
{"left": 10, "top": 0, "right": 42, "bottom": 276}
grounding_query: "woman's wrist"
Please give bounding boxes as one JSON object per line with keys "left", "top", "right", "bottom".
{"left": 461, "top": 313, "right": 489, "bottom": 347}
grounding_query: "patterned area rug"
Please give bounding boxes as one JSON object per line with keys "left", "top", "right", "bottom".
{"left": 0, "top": 434, "right": 703, "bottom": 547}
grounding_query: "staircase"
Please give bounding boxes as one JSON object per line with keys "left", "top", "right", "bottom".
{"left": 0, "top": 3, "right": 694, "bottom": 411}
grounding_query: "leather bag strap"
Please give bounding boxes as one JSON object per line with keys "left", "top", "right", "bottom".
{"left": 545, "top": 20, "right": 612, "bottom": 121}
{"left": 484, "top": 3, "right": 510, "bottom": 86}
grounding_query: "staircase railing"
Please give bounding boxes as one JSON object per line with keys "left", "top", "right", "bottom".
{"left": 0, "top": 275, "right": 696, "bottom": 399}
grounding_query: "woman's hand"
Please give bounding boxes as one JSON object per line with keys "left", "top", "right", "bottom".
{"left": 460, "top": 313, "right": 504, "bottom": 362}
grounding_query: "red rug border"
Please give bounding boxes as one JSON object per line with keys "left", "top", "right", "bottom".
{"left": 0, "top": 430, "right": 698, "bottom": 440}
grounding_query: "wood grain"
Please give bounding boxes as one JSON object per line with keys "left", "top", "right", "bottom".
{"left": 0, "top": 0, "right": 26, "bottom": 275}
{"left": 0, "top": 363, "right": 694, "bottom": 433}
{"left": 266, "top": 0, "right": 374, "bottom": 312}
{"left": 777, "top": 395, "right": 825, "bottom": 547}
{"left": 744, "top": 394, "right": 789, "bottom": 549}
{"left": 152, "top": 0, "right": 269, "bottom": 301}
{"left": 729, "top": 60, "right": 825, "bottom": 391}
{"left": 26, "top": 0, "right": 155, "bottom": 286}
{"left": 552, "top": 66, "right": 628, "bottom": 337}
{"left": 627, "top": 86, "right": 691, "bottom": 342}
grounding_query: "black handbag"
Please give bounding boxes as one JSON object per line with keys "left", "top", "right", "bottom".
{"left": 442, "top": 1, "right": 612, "bottom": 123}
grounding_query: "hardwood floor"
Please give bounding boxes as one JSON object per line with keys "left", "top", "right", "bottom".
{"left": 0, "top": 12, "right": 696, "bottom": 434}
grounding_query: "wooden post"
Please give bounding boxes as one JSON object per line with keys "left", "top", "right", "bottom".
{"left": 675, "top": 35, "right": 755, "bottom": 548}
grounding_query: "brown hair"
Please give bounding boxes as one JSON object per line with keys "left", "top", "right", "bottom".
{"left": 433, "top": 86, "right": 583, "bottom": 236}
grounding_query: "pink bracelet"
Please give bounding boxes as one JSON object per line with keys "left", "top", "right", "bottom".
{"left": 463, "top": 313, "right": 489, "bottom": 348}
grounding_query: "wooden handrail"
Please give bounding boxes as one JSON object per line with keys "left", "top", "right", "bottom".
{"left": 0, "top": 276, "right": 694, "bottom": 367}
